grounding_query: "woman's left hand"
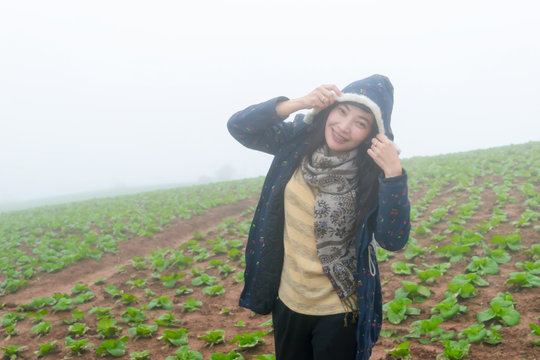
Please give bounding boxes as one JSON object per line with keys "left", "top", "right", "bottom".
{"left": 367, "top": 134, "right": 402, "bottom": 178}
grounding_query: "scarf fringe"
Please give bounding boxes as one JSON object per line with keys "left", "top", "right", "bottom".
{"left": 341, "top": 294, "right": 358, "bottom": 327}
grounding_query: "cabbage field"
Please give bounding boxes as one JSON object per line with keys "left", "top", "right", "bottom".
{"left": 0, "top": 142, "right": 539, "bottom": 360}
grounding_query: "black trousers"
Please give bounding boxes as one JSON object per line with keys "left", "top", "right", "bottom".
{"left": 272, "top": 299, "right": 357, "bottom": 360}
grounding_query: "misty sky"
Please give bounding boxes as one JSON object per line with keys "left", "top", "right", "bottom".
{"left": 1, "top": 0, "right": 539, "bottom": 205}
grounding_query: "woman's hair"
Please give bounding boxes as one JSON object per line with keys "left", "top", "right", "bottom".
{"left": 302, "top": 102, "right": 381, "bottom": 226}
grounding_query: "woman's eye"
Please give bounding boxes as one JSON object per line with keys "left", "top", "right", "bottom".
{"left": 355, "top": 121, "right": 365, "bottom": 128}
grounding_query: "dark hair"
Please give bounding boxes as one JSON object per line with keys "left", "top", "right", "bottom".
{"left": 301, "top": 102, "right": 381, "bottom": 226}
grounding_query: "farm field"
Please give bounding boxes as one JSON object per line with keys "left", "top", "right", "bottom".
{"left": 1, "top": 142, "right": 539, "bottom": 360}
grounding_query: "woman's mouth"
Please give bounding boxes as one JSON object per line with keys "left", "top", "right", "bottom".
{"left": 332, "top": 129, "right": 347, "bottom": 144}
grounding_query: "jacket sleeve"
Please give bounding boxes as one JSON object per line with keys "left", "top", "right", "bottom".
{"left": 227, "top": 96, "right": 305, "bottom": 156}
{"left": 374, "top": 170, "right": 411, "bottom": 251}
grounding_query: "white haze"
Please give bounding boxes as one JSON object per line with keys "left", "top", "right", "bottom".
{"left": 1, "top": 0, "right": 539, "bottom": 209}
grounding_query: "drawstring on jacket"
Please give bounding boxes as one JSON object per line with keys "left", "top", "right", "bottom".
{"left": 368, "top": 236, "right": 378, "bottom": 277}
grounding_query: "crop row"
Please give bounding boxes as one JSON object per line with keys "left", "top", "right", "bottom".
{"left": 377, "top": 142, "right": 540, "bottom": 359}
{"left": 0, "top": 178, "right": 264, "bottom": 297}
{"left": 1, "top": 213, "right": 276, "bottom": 359}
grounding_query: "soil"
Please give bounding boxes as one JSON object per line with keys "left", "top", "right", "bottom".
{"left": 1, "top": 178, "right": 539, "bottom": 360}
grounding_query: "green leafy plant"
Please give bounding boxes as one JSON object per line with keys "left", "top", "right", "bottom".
{"left": 97, "top": 317, "right": 123, "bottom": 339}
{"left": 525, "top": 244, "right": 540, "bottom": 260}
{"left": 516, "top": 260, "right": 540, "bottom": 274}
{"left": 229, "top": 330, "right": 268, "bottom": 350}
{"left": 407, "top": 315, "right": 455, "bottom": 343}
{"left": 17, "top": 296, "right": 54, "bottom": 312}
{"left": 4, "top": 324, "right": 19, "bottom": 337}
{"left": 234, "top": 271, "right": 244, "bottom": 284}
{"left": 31, "top": 321, "right": 51, "bottom": 337}
{"left": 477, "top": 292, "right": 520, "bottom": 326}
{"left": 459, "top": 323, "right": 487, "bottom": 343}
{"left": 444, "top": 273, "right": 488, "bottom": 299}
{"left": 130, "top": 349, "right": 150, "bottom": 360}
{"left": 70, "top": 283, "right": 89, "bottom": 294}
{"left": 120, "top": 307, "right": 147, "bottom": 325}
{"left": 165, "top": 345, "right": 203, "bottom": 360}
{"left": 490, "top": 233, "right": 523, "bottom": 251}
{"left": 175, "top": 285, "right": 194, "bottom": 296}
{"left": 34, "top": 340, "right": 58, "bottom": 357}
{"left": 73, "top": 291, "right": 95, "bottom": 304}
{"left": 392, "top": 261, "right": 416, "bottom": 275}
{"left": 203, "top": 283, "right": 226, "bottom": 296}
{"left": 198, "top": 329, "right": 225, "bottom": 347}
{"left": 395, "top": 281, "right": 431, "bottom": 303}
{"left": 228, "top": 248, "right": 242, "bottom": 261}
{"left": 436, "top": 340, "right": 470, "bottom": 360}
{"left": 210, "top": 350, "right": 245, "bottom": 360}
{"left": 95, "top": 336, "right": 129, "bottom": 357}
{"left": 415, "top": 267, "right": 443, "bottom": 284}
{"left": 252, "top": 355, "right": 276, "bottom": 360}
{"left": 148, "top": 295, "right": 173, "bottom": 310}
{"left": 27, "top": 309, "right": 48, "bottom": 323}
{"left": 179, "top": 297, "right": 203, "bottom": 312}
{"left": 529, "top": 323, "right": 540, "bottom": 346}
{"left": 465, "top": 256, "right": 499, "bottom": 275}
{"left": 383, "top": 297, "right": 420, "bottom": 324}
{"left": 154, "top": 312, "right": 182, "bottom": 327}
{"left": 158, "top": 328, "right": 190, "bottom": 346}
{"left": 63, "top": 308, "right": 85, "bottom": 325}
{"left": 218, "top": 264, "right": 236, "bottom": 277}
{"left": 68, "top": 322, "right": 89, "bottom": 337}
{"left": 128, "top": 324, "right": 158, "bottom": 339}
{"left": 192, "top": 273, "right": 218, "bottom": 286}
{"left": 160, "top": 273, "right": 186, "bottom": 288}
{"left": 431, "top": 297, "right": 467, "bottom": 320}
{"left": 65, "top": 337, "right": 94, "bottom": 355}
{"left": 52, "top": 297, "right": 73, "bottom": 312}
{"left": 436, "top": 244, "right": 471, "bottom": 262}
{"left": 505, "top": 272, "right": 540, "bottom": 287}
{"left": 484, "top": 324, "right": 502, "bottom": 344}
{"left": 126, "top": 278, "right": 148, "bottom": 289}
{"left": 207, "top": 259, "right": 223, "bottom": 269}
{"left": 2, "top": 312, "right": 25, "bottom": 327}
{"left": 104, "top": 284, "right": 124, "bottom": 298}
{"left": 1, "top": 345, "right": 26, "bottom": 359}
{"left": 385, "top": 341, "right": 411, "bottom": 359}
{"left": 483, "top": 246, "right": 511, "bottom": 264}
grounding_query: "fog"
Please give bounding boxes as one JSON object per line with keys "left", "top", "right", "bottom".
{"left": 1, "top": 0, "right": 539, "bottom": 209}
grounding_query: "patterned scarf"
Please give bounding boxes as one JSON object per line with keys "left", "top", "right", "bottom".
{"left": 301, "top": 145, "right": 359, "bottom": 304}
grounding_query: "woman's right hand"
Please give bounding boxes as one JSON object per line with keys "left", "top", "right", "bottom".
{"left": 276, "top": 84, "right": 343, "bottom": 117}
{"left": 300, "top": 84, "right": 343, "bottom": 110}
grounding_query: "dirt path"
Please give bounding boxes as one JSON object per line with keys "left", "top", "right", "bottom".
{"left": 1, "top": 198, "right": 258, "bottom": 305}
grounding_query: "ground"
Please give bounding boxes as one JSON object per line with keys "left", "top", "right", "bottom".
{"left": 0, "top": 187, "right": 538, "bottom": 359}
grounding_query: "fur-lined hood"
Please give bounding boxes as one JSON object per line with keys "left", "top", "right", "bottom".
{"left": 304, "top": 74, "right": 395, "bottom": 143}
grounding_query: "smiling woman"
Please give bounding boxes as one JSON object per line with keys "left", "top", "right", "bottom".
{"left": 227, "top": 74, "right": 411, "bottom": 360}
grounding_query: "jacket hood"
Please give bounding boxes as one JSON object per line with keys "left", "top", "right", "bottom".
{"left": 304, "top": 74, "right": 395, "bottom": 143}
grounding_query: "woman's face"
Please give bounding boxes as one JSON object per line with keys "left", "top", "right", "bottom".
{"left": 324, "top": 103, "right": 375, "bottom": 156}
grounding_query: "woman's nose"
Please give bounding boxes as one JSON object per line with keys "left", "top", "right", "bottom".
{"left": 338, "top": 118, "right": 352, "bottom": 133}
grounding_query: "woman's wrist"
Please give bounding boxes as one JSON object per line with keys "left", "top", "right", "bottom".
{"left": 275, "top": 98, "right": 308, "bottom": 117}
{"left": 383, "top": 167, "right": 403, "bottom": 179}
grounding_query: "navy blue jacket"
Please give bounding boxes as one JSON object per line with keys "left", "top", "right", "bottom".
{"left": 227, "top": 97, "right": 411, "bottom": 359}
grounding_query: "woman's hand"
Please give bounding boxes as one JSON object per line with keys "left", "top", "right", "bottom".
{"left": 367, "top": 134, "right": 403, "bottom": 178}
{"left": 301, "top": 84, "right": 343, "bottom": 110}
{"left": 276, "top": 84, "right": 343, "bottom": 117}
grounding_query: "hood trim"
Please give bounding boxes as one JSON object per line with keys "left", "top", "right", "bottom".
{"left": 304, "top": 93, "right": 385, "bottom": 136}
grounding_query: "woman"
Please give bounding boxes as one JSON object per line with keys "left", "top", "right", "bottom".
{"left": 227, "top": 74, "right": 410, "bottom": 360}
